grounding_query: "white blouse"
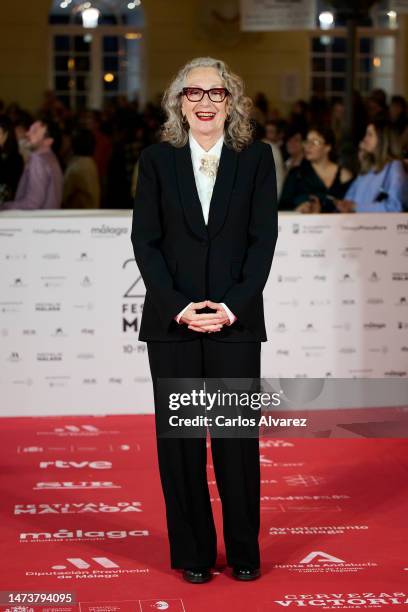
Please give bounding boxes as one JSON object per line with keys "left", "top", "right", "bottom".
{"left": 175, "top": 131, "right": 236, "bottom": 326}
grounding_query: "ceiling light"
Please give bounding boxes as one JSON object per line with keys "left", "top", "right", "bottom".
{"left": 319, "top": 11, "right": 334, "bottom": 29}
{"left": 82, "top": 7, "right": 100, "bottom": 28}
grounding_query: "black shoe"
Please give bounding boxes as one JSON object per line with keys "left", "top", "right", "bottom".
{"left": 232, "top": 566, "right": 261, "bottom": 581}
{"left": 182, "top": 567, "right": 212, "bottom": 584}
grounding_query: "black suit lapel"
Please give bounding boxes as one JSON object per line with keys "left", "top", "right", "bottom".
{"left": 174, "top": 140, "right": 238, "bottom": 242}
{"left": 207, "top": 142, "right": 238, "bottom": 239}
{"left": 174, "top": 142, "right": 208, "bottom": 242}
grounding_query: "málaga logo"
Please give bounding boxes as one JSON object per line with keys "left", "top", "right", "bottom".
{"left": 20, "top": 529, "right": 149, "bottom": 542}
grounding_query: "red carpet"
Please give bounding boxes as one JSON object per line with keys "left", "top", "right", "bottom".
{"left": 0, "top": 414, "right": 407, "bottom": 611}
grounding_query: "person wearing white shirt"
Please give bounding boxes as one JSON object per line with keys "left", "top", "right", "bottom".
{"left": 174, "top": 131, "right": 237, "bottom": 326}
{"left": 131, "top": 57, "right": 278, "bottom": 585}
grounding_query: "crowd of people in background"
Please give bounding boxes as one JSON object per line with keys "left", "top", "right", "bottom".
{"left": 0, "top": 87, "right": 407, "bottom": 213}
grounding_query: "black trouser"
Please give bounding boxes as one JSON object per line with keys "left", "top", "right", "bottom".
{"left": 147, "top": 337, "right": 261, "bottom": 570}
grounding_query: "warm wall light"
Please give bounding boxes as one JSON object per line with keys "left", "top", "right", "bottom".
{"left": 387, "top": 10, "right": 397, "bottom": 29}
{"left": 82, "top": 7, "right": 100, "bottom": 28}
{"left": 373, "top": 57, "right": 381, "bottom": 68}
{"left": 104, "top": 73, "right": 115, "bottom": 82}
{"left": 125, "top": 32, "right": 142, "bottom": 40}
{"left": 67, "top": 58, "right": 75, "bottom": 70}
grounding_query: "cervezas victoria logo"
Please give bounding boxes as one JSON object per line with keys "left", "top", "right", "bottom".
{"left": 270, "top": 592, "right": 408, "bottom": 608}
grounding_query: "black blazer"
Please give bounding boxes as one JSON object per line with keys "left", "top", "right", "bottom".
{"left": 131, "top": 137, "right": 278, "bottom": 342}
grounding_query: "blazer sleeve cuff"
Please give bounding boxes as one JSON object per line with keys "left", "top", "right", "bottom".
{"left": 220, "top": 302, "right": 237, "bottom": 325}
{"left": 175, "top": 301, "right": 192, "bottom": 323}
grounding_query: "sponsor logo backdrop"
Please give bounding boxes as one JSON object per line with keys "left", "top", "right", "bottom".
{"left": 0, "top": 213, "right": 407, "bottom": 415}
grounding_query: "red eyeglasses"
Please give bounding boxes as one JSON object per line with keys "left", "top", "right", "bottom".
{"left": 181, "top": 87, "right": 230, "bottom": 103}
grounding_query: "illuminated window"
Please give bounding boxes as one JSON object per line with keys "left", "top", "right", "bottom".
{"left": 49, "top": 0, "right": 145, "bottom": 110}
{"left": 310, "top": 0, "right": 399, "bottom": 99}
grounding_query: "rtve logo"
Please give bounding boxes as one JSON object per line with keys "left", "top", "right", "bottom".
{"left": 39, "top": 460, "right": 112, "bottom": 469}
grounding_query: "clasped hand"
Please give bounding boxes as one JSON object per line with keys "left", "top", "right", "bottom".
{"left": 179, "top": 300, "right": 230, "bottom": 333}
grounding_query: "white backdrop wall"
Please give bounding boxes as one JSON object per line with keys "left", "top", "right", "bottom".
{"left": 0, "top": 211, "right": 407, "bottom": 416}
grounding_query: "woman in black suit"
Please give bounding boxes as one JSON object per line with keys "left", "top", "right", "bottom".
{"left": 131, "top": 57, "right": 278, "bottom": 583}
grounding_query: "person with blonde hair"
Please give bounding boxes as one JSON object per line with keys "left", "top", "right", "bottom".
{"left": 335, "top": 120, "right": 408, "bottom": 212}
{"left": 131, "top": 57, "right": 278, "bottom": 583}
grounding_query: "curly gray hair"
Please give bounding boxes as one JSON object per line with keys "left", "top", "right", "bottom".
{"left": 160, "top": 57, "right": 254, "bottom": 152}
